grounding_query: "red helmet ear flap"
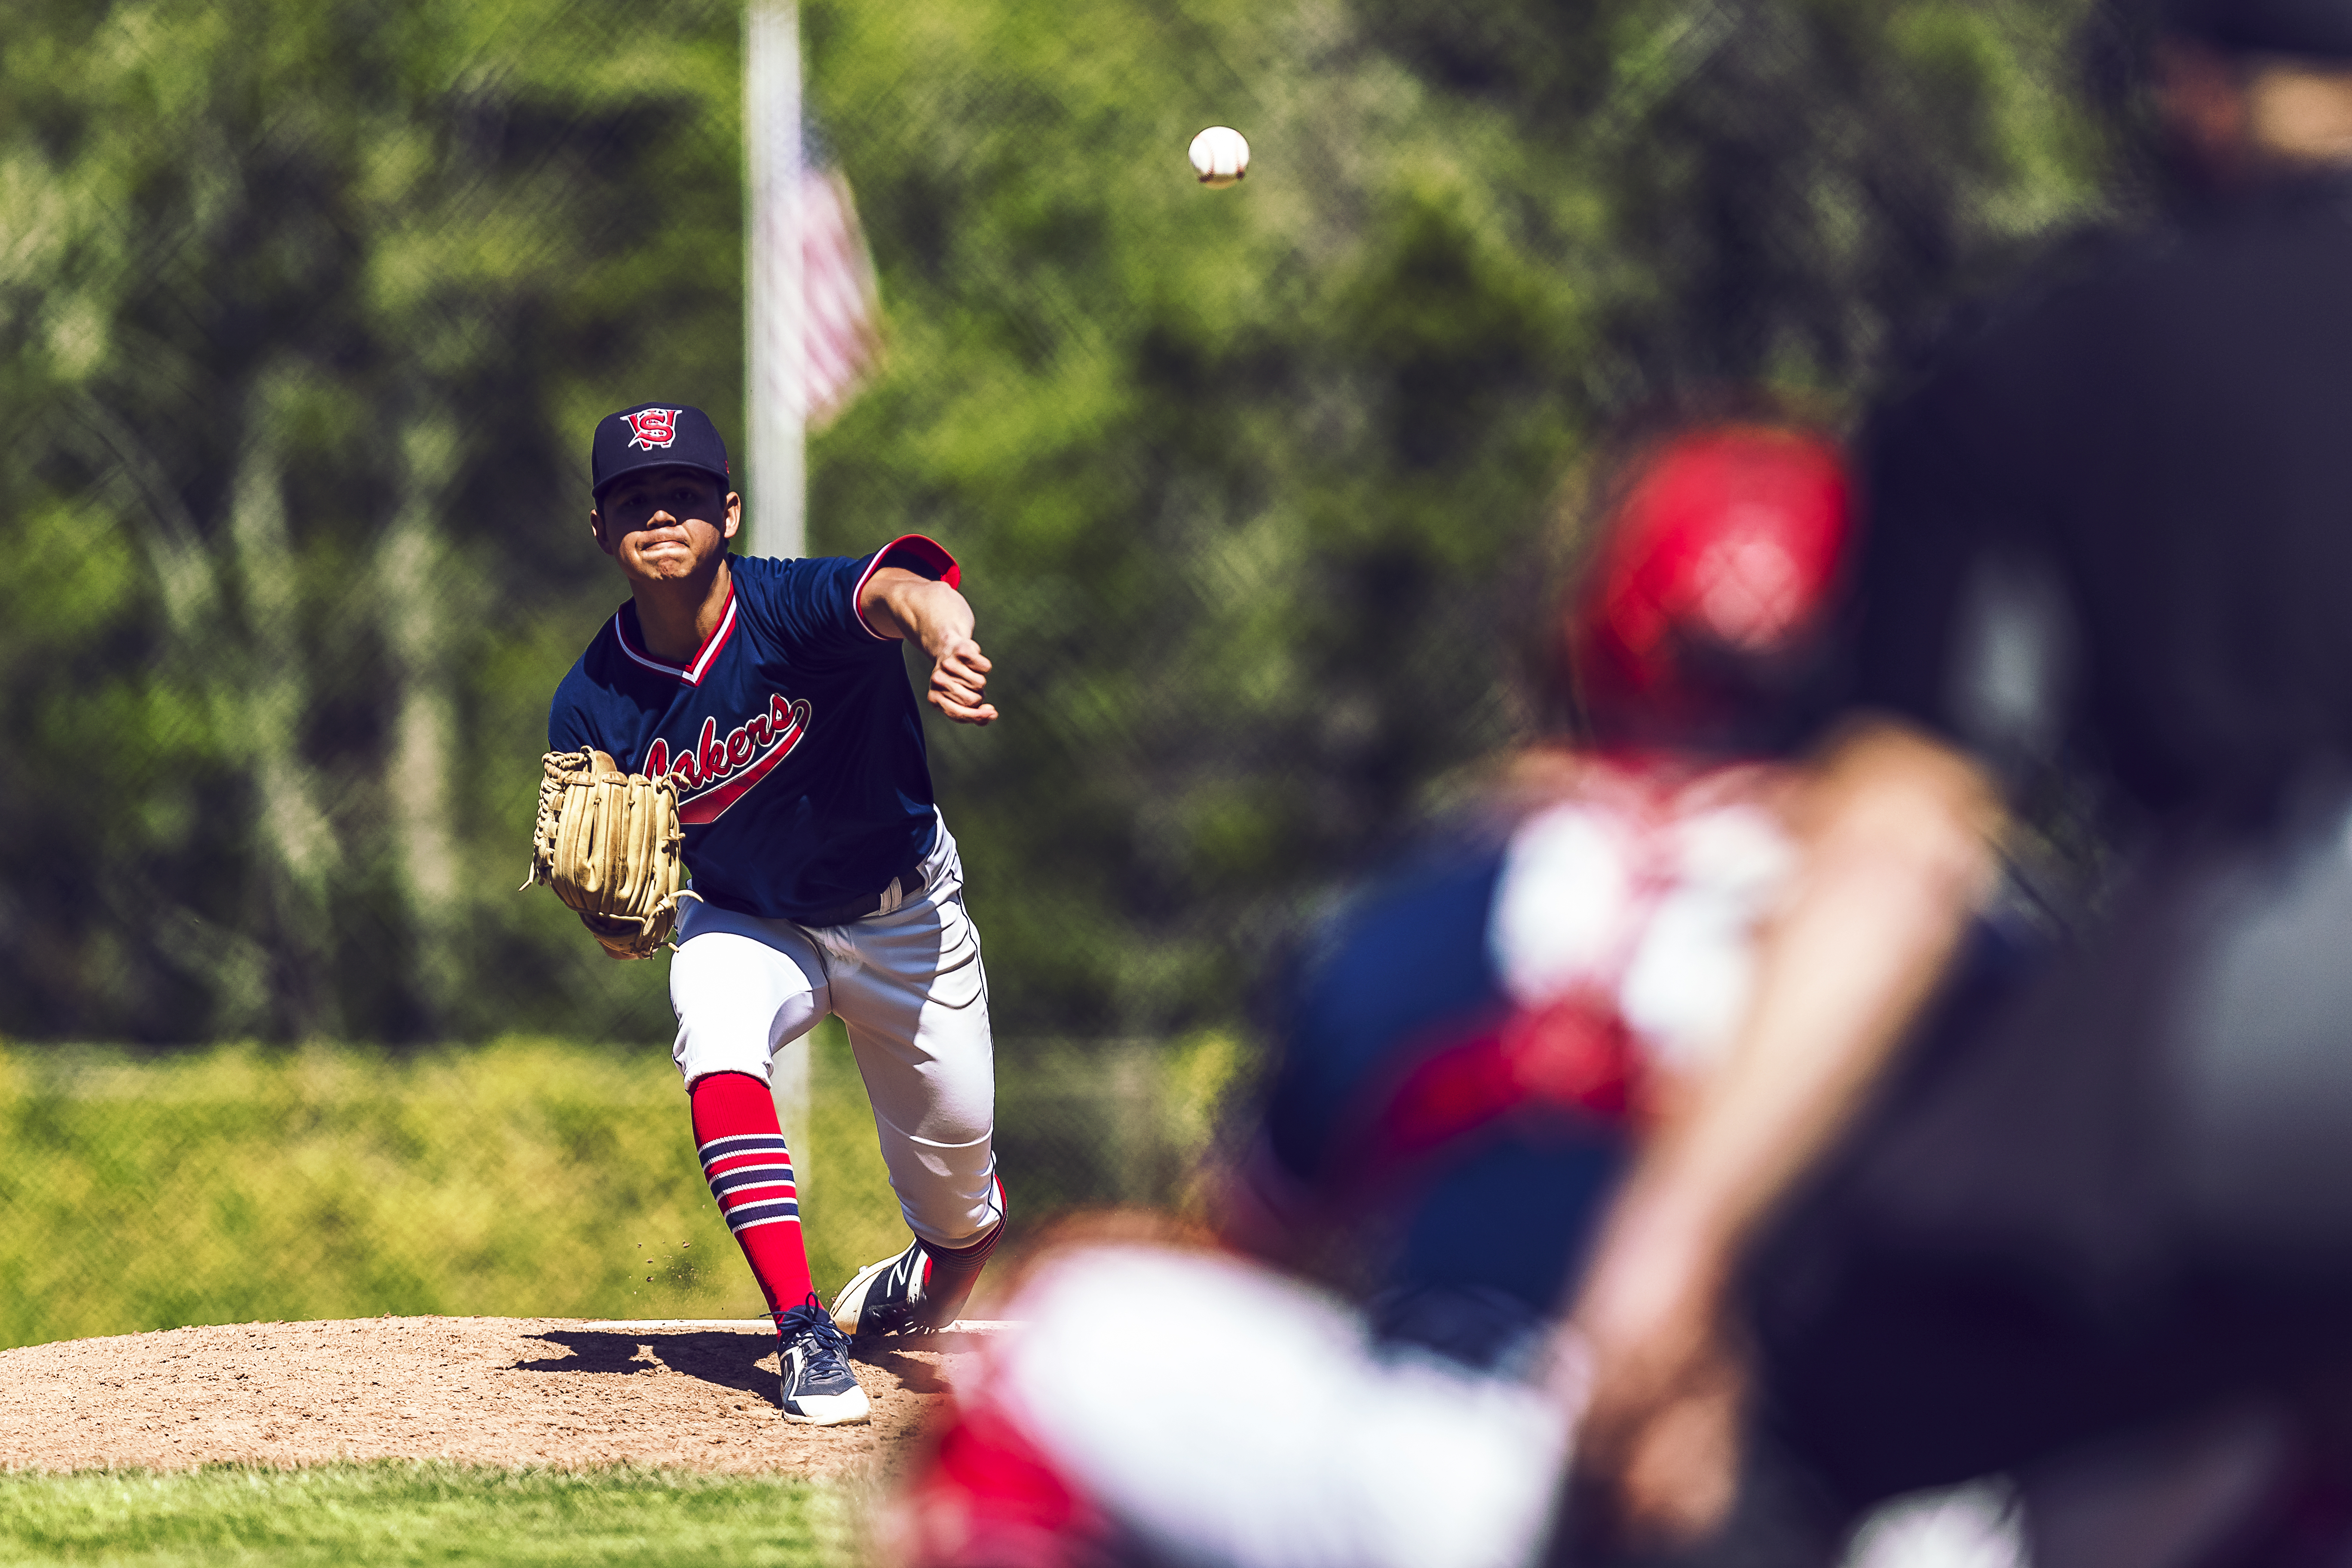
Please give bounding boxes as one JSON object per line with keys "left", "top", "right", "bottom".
{"left": 1563, "top": 424, "right": 1855, "bottom": 745}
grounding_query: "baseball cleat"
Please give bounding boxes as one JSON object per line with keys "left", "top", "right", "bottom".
{"left": 833, "top": 1238, "right": 960, "bottom": 1337}
{"left": 775, "top": 1298, "right": 870, "bottom": 1425}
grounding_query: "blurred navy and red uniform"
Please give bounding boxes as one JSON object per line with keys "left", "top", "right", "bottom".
{"left": 1245, "top": 756, "right": 1798, "bottom": 1365}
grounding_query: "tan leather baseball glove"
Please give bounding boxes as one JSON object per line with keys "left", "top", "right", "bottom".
{"left": 522, "top": 749, "right": 696, "bottom": 960}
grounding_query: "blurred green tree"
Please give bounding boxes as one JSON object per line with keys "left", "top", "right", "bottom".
{"left": 805, "top": 0, "right": 2109, "bottom": 1034}
{"left": 0, "top": 0, "right": 2107, "bottom": 1045}
{"left": 0, "top": 0, "right": 741, "bottom": 1042}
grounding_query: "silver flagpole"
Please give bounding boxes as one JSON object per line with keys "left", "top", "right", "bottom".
{"left": 745, "top": 0, "right": 806, "bottom": 564}
{"left": 745, "top": 0, "right": 811, "bottom": 1165}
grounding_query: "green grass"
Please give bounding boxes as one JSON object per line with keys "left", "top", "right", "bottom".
{"left": 0, "top": 1462, "right": 856, "bottom": 1566}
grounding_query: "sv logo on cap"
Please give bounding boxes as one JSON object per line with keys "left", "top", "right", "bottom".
{"left": 623, "top": 408, "right": 681, "bottom": 450}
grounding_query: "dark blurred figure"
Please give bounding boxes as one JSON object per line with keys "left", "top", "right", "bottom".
{"left": 1563, "top": 3, "right": 2352, "bottom": 1563}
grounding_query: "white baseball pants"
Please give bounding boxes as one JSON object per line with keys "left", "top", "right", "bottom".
{"left": 668, "top": 815, "right": 1001, "bottom": 1249}
{"left": 985, "top": 1244, "right": 1577, "bottom": 1568}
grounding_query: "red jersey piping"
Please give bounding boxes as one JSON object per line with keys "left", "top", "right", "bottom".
{"left": 614, "top": 588, "right": 738, "bottom": 686}
{"left": 853, "top": 534, "right": 963, "bottom": 642}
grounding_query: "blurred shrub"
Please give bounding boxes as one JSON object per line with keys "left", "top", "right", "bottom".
{"left": 0, "top": 1038, "right": 740, "bottom": 1346}
{"left": 0, "top": 1031, "right": 1239, "bottom": 1348}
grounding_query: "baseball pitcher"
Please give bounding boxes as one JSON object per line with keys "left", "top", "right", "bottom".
{"left": 540, "top": 403, "right": 1007, "bottom": 1425}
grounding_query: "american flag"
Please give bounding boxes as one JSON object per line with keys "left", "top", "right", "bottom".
{"left": 794, "top": 152, "right": 882, "bottom": 430}
{"left": 747, "top": 112, "right": 883, "bottom": 435}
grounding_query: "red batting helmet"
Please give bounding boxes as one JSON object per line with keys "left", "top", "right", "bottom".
{"left": 1562, "top": 422, "right": 1855, "bottom": 749}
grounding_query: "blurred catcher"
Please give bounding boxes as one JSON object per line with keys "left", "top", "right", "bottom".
{"left": 532, "top": 402, "right": 1008, "bottom": 1428}
{"left": 881, "top": 416, "right": 1894, "bottom": 1568}
{"left": 1226, "top": 416, "right": 1868, "bottom": 1386}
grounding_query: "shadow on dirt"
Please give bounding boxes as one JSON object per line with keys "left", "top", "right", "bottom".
{"left": 511, "top": 1331, "right": 777, "bottom": 1401}
{"left": 856, "top": 1345, "right": 946, "bottom": 1394}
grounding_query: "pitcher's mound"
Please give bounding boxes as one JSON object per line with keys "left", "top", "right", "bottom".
{"left": 0, "top": 1317, "right": 998, "bottom": 1474}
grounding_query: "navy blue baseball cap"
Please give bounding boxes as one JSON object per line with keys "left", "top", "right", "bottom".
{"left": 591, "top": 403, "right": 732, "bottom": 502}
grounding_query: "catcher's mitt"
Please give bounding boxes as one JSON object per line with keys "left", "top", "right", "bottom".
{"left": 522, "top": 749, "right": 697, "bottom": 960}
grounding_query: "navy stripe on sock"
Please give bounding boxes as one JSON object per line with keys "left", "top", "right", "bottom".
{"left": 698, "top": 1133, "right": 790, "bottom": 1162}
{"left": 709, "top": 1165, "right": 796, "bottom": 1197}
{"left": 717, "top": 1187, "right": 797, "bottom": 1213}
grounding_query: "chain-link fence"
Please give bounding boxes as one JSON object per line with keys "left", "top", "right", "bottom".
{"left": 0, "top": 0, "right": 2120, "bottom": 1341}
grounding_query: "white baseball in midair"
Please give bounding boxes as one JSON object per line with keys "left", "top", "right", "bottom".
{"left": 1188, "top": 126, "right": 1250, "bottom": 188}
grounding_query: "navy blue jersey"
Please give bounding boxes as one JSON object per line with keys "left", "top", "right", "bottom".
{"left": 548, "top": 536, "right": 958, "bottom": 922}
{"left": 1265, "top": 841, "right": 1513, "bottom": 1186}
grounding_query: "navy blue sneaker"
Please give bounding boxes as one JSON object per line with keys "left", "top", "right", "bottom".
{"left": 833, "top": 1240, "right": 937, "bottom": 1338}
{"left": 775, "top": 1298, "right": 869, "bottom": 1425}
{"left": 836, "top": 1209, "right": 1004, "bottom": 1339}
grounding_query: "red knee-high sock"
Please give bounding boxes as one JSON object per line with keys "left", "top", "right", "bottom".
{"left": 922, "top": 1175, "right": 1008, "bottom": 1318}
{"left": 691, "top": 1072, "right": 813, "bottom": 1323}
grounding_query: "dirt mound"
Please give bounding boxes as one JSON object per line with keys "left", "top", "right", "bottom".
{"left": 0, "top": 1317, "right": 989, "bottom": 1475}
